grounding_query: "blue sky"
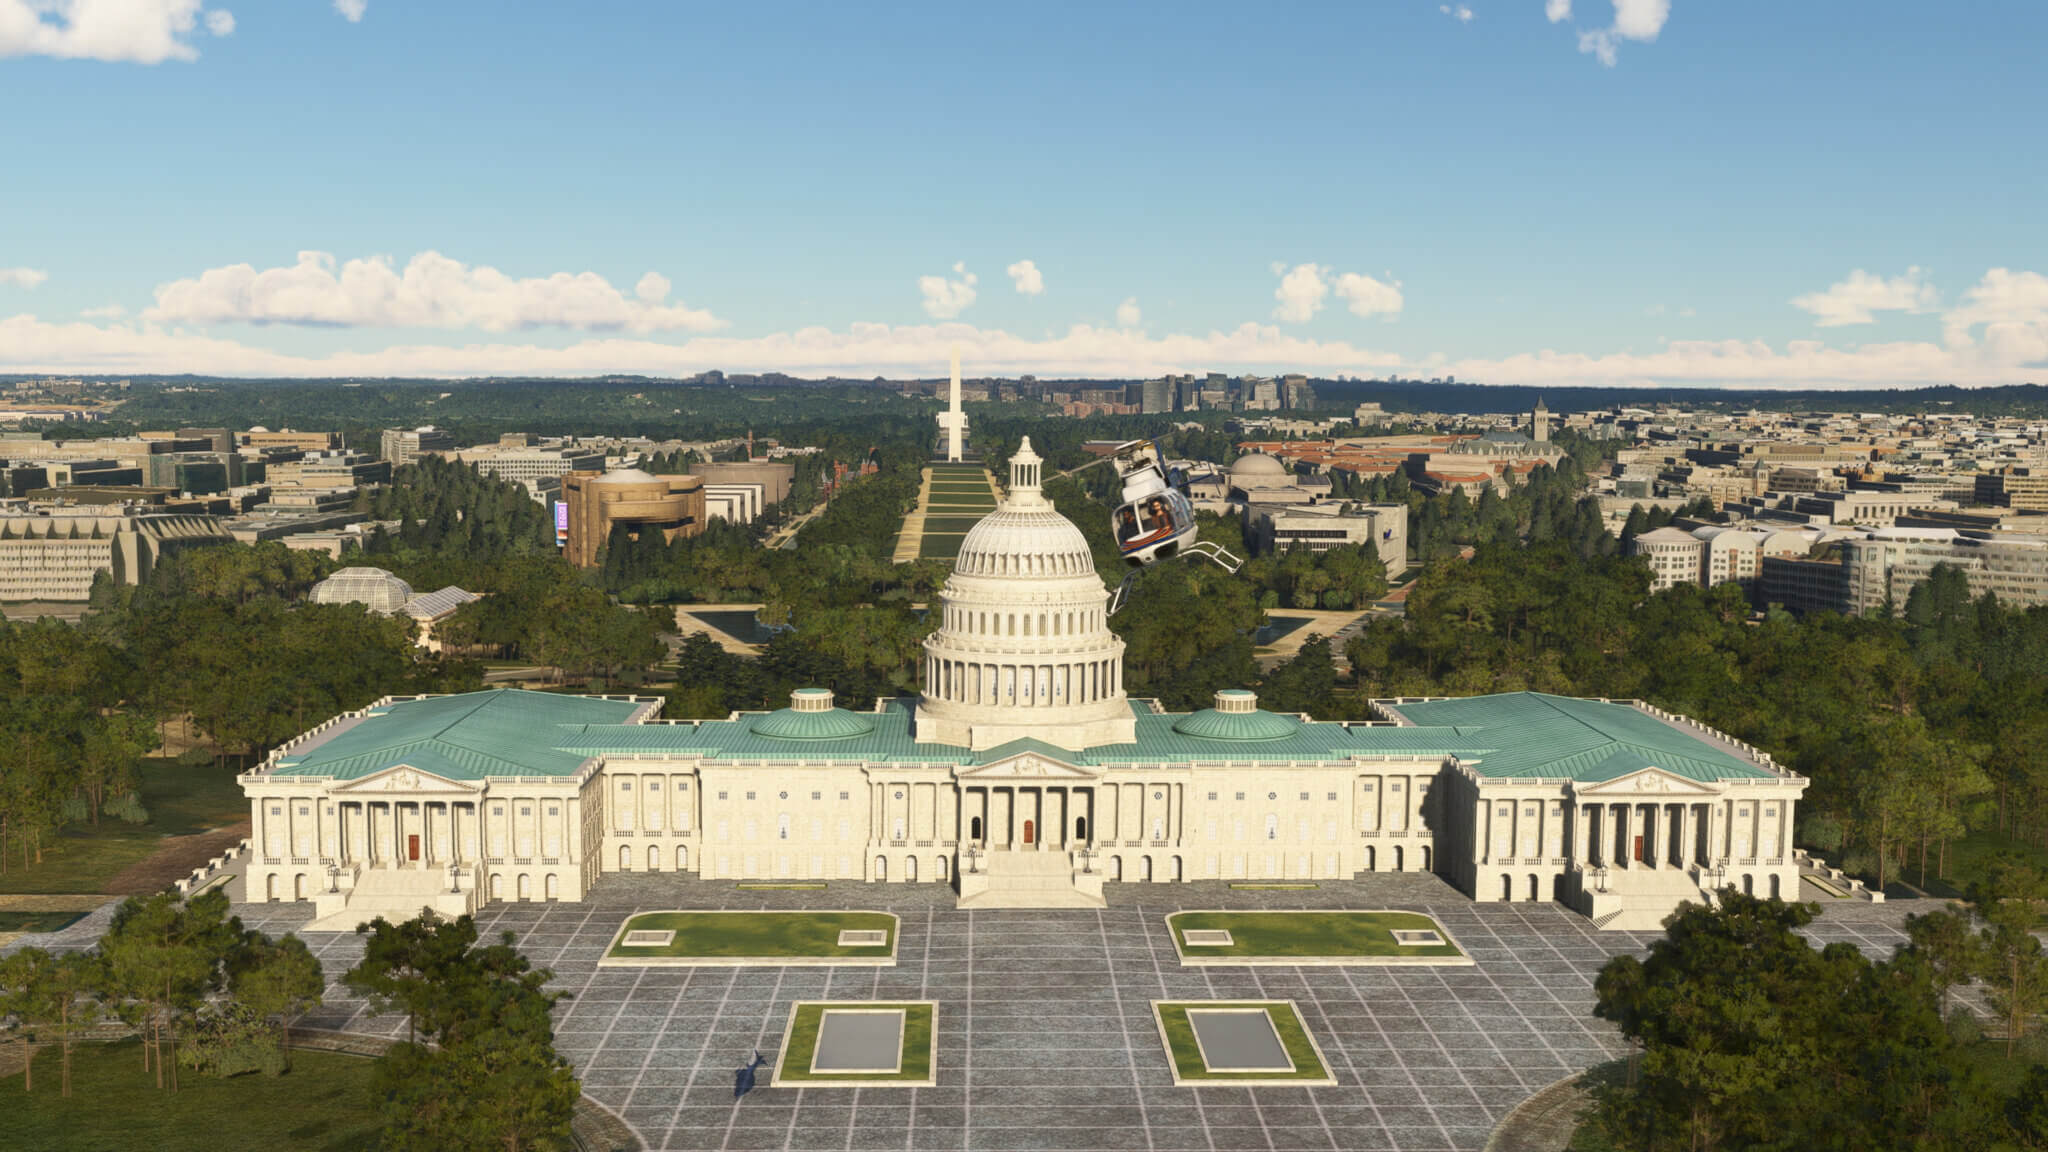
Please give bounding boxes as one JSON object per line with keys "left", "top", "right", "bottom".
{"left": 2, "top": 0, "right": 2044, "bottom": 385}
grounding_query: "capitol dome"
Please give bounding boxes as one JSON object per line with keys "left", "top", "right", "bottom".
{"left": 915, "top": 438, "right": 1137, "bottom": 751}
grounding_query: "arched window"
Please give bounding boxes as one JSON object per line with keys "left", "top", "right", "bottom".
{"left": 545, "top": 874, "right": 560, "bottom": 900}
{"left": 906, "top": 856, "right": 918, "bottom": 882}
{"left": 517, "top": 874, "right": 531, "bottom": 901}
{"left": 1501, "top": 875, "right": 1514, "bottom": 901}
{"left": 619, "top": 845, "right": 631, "bottom": 870}
{"left": 649, "top": 846, "right": 662, "bottom": 871}
{"left": 874, "top": 856, "right": 888, "bottom": 881}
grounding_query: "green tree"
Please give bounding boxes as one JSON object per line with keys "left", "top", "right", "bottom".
{"left": 99, "top": 889, "right": 243, "bottom": 1090}
{"left": 227, "top": 932, "right": 325, "bottom": 1070}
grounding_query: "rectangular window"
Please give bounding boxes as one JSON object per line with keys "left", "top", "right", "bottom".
{"left": 718, "top": 791, "right": 728, "bottom": 800}
{"left": 839, "top": 791, "right": 849, "bottom": 800}
{"left": 1208, "top": 792, "right": 1218, "bottom": 801}
{"left": 1299, "top": 792, "right": 1310, "bottom": 801}
{"left": 811, "top": 791, "right": 822, "bottom": 801}
{"left": 746, "top": 791, "right": 756, "bottom": 800}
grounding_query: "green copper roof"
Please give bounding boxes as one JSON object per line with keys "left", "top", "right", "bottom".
{"left": 748, "top": 706, "right": 877, "bottom": 740}
{"left": 264, "top": 688, "right": 1778, "bottom": 785}
{"left": 270, "top": 690, "right": 648, "bottom": 781}
{"left": 1170, "top": 705, "right": 1303, "bottom": 741}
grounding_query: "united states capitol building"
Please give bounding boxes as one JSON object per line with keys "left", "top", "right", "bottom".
{"left": 242, "top": 440, "right": 1806, "bottom": 932}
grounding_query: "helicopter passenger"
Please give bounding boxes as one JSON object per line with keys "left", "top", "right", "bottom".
{"left": 1144, "top": 498, "right": 1169, "bottom": 531}
{"left": 1117, "top": 507, "right": 1140, "bottom": 541}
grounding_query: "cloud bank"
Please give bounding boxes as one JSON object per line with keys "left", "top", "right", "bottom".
{"left": 1573, "top": 0, "right": 1670, "bottom": 67}
{"left": 0, "top": 267, "right": 49, "bottom": 288}
{"left": 333, "top": 0, "right": 365, "bottom": 22}
{"left": 145, "top": 250, "right": 725, "bottom": 334}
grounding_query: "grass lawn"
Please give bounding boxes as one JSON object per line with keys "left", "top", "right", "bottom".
{"left": 771, "top": 1001, "right": 936, "bottom": 1086}
{"left": 918, "top": 534, "right": 968, "bottom": 560}
{"left": 0, "top": 756, "right": 247, "bottom": 896}
{"left": 921, "top": 516, "right": 988, "bottom": 533}
{"left": 602, "top": 910, "right": 897, "bottom": 965}
{"left": 1915, "top": 829, "right": 2048, "bottom": 898}
{"left": 0, "top": 1039, "right": 381, "bottom": 1152}
{"left": 1153, "top": 1001, "right": 1334, "bottom": 1085}
{"left": 0, "top": 909, "right": 89, "bottom": 933}
{"left": 1167, "top": 910, "right": 1468, "bottom": 964}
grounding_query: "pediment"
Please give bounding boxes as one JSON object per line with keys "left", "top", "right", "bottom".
{"left": 331, "top": 764, "right": 484, "bottom": 794}
{"left": 957, "top": 752, "right": 1098, "bottom": 780}
{"left": 1573, "top": 768, "right": 1719, "bottom": 797}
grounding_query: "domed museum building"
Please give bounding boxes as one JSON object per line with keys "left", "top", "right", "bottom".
{"left": 242, "top": 439, "right": 1805, "bottom": 931}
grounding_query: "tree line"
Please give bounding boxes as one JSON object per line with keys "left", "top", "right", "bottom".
{"left": 1588, "top": 880, "right": 2048, "bottom": 1151}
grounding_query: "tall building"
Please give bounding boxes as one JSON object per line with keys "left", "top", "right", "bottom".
{"left": 1842, "top": 528, "right": 2048, "bottom": 615}
{"left": 381, "top": 426, "right": 457, "bottom": 467}
{"left": 0, "top": 510, "right": 233, "bottom": 601}
{"left": 245, "top": 437, "right": 1805, "bottom": 932}
{"left": 1140, "top": 377, "right": 1174, "bottom": 415}
{"left": 1531, "top": 397, "right": 1550, "bottom": 444}
{"left": 560, "top": 468, "right": 706, "bottom": 568}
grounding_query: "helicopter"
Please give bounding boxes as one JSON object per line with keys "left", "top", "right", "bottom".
{"left": 1094, "top": 438, "right": 1242, "bottom": 614}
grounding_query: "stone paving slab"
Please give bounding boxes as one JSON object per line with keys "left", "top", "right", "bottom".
{"left": 13, "top": 872, "right": 1931, "bottom": 1152}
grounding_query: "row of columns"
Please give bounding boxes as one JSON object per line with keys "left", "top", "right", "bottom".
{"left": 923, "top": 657, "right": 1121, "bottom": 707}
{"left": 259, "top": 796, "right": 586, "bottom": 870}
{"left": 942, "top": 605, "right": 1105, "bottom": 637}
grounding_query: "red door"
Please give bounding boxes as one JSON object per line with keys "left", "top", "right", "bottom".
{"left": 408, "top": 834, "right": 420, "bottom": 861}
{"left": 1022, "top": 820, "right": 1035, "bottom": 845}
{"left": 1632, "top": 835, "right": 1643, "bottom": 862}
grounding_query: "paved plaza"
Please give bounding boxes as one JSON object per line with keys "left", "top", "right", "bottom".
{"left": 172, "top": 875, "right": 1928, "bottom": 1152}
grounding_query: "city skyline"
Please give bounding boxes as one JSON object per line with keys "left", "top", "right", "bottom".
{"left": 3, "top": 0, "right": 2044, "bottom": 386}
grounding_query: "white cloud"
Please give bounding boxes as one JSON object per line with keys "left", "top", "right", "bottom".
{"left": 80, "top": 304, "right": 125, "bottom": 319}
{"left": 1545, "top": 0, "right": 1571, "bottom": 21}
{"left": 634, "top": 271, "right": 671, "bottom": 305}
{"left": 1116, "top": 297, "right": 1142, "bottom": 328}
{"left": 1792, "top": 267, "right": 1940, "bottom": 327}
{"left": 1334, "top": 272, "right": 1404, "bottom": 318}
{"left": 1574, "top": 0, "right": 1669, "bottom": 66}
{"left": 1276, "top": 264, "right": 1401, "bottom": 323}
{"left": 0, "top": 0, "right": 234, "bottom": 64}
{"left": 1005, "top": 259, "right": 1044, "bottom": 296}
{"left": 1942, "top": 268, "right": 2048, "bottom": 366}
{"left": 333, "top": 0, "right": 365, "bottom": 21}
{"left": 145, "top": 250, "right": 726, "bottom": 333}
{"left": 919, "top": 262, "right": 978, "bottom": 319}
{"left": 0, "top": 267, "right": 49, "bottom": 288}
{"left": 1438, "top": 4, "right": 1474, "bottom": 22}
{"left": 1273, "top": 263, "right": 1330, "bottom": 324}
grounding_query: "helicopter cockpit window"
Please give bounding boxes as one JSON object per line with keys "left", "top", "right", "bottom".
{"left": 1117, "top": 507, "right": 1142, "bottom": 542}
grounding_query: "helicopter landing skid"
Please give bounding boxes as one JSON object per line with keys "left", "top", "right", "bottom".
{"left": 1106, "top": 543, "right": 1245, "bottom": 616}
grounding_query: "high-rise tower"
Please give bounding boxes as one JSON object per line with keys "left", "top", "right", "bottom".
{"left": 937, "top": 347, "right": 969, "bottom": 461}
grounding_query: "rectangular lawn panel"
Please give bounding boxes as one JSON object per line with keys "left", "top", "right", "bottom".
{"left": 919, "top": 534, "right": 968, "bottom": 559}
{"left": 1166, "top": 910, "right": 1471, "bottom": 966}
{"left": 1152, "top": 1001, "right": 1335, "bottom": 1086}
{"left": 601, "top": 910, "right": 897, "bottom": 966}
{"left": 921, "top": 516, "right": 988, "bottom": 533}
{"left": 773, "top": 1001, "right": 937, "bottom": 1087}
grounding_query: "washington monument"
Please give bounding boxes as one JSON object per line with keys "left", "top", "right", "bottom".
{"left": 938, "top": 346, "right": 969, "bottom": 461}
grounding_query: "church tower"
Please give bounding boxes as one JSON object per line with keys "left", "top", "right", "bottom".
{"left": 914, "top": 438, "right": 1136, "bottom": 750}
{"left": 1531, "top": 396, "right": 1551, "bottom": 444}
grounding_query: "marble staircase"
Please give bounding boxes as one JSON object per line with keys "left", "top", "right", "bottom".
{"left": 305, "top": 865, "right": 475, "bottom": 933}
{"left": 956, "top": 846, "right": 1106, "bottom": 909}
